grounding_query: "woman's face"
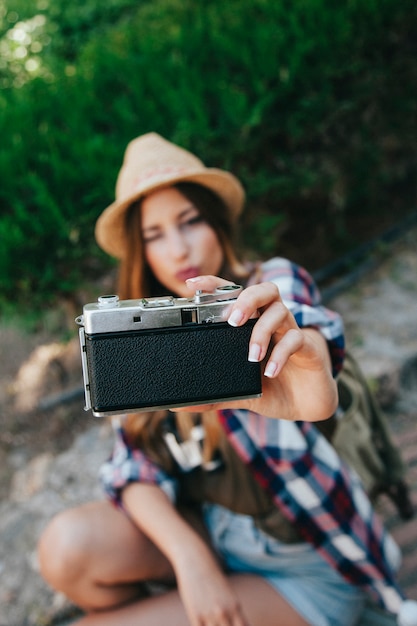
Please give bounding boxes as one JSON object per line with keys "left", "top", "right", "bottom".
{"left": 141, "top": 186, "right": 224, "bottom": 297}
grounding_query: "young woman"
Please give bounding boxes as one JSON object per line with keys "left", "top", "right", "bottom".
{"left": 38, "top": 133, "right": 416, "bottom": 626}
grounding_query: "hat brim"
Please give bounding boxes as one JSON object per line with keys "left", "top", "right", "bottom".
{"left": 95, "top": 168, "right": 245, "bottom": 259}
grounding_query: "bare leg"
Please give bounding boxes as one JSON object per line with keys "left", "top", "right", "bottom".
{"left": 71, "top": 574, "right": 310, "bottom": 626}
{"left": 38, "top": 500, "right": 176, "bottom": 611}
{"left": 38, "top": 501, "right": 310, "bottom": 625}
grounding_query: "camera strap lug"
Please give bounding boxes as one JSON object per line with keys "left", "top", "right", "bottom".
{"left": 78, "top": 327, "right": 92, "bottom": 412}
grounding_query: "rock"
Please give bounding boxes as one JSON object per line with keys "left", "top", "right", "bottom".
{"left": 11, "top": 338, "right": 82, "bottom": 414}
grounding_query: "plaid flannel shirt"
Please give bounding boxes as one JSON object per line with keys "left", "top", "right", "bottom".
{"left": 99, "top": 258, "right": 404, "bottom": 615}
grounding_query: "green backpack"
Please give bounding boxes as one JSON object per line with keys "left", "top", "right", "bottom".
{"left": 317, "top": 351, "right": 413, "bottom": 520}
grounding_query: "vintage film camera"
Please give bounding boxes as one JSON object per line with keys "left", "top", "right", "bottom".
{"left": 76, "top": 285, "right": 262, "bottom": 417}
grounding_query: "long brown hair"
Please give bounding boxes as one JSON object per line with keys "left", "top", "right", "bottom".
{"left": 117, "top": 182, "right": 249, "bottom": 460}
{"left": 117, "top": 182, "right": 248, "bottom": 300}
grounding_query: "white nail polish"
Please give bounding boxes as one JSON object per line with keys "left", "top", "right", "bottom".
{"left": 264, "top": 362, "right": 278, "bottom": 378}
{"left": 248, "top": 344, "right": 261, "bottom": 362}
{"left": 228, "top": 309, "right": 243, "bottom": 327}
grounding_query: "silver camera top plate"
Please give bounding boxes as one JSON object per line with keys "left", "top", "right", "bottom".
{"left": 76, "top": 285, "right": 243, "bottom": 334}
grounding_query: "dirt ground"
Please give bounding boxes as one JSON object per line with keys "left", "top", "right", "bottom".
{"left": 0, "top": 266, "right": 118, "bottom": 501}
{"left": 0, "top": 321, "right": 91, "bottom": 500}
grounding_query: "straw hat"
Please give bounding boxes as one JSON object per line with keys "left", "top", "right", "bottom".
{"left": 95, "top": 132, "right": 245, "bottom": 259}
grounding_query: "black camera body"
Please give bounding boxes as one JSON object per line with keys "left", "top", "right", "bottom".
{"left": 76, "top": 285, "right": 262, "bottom": 417}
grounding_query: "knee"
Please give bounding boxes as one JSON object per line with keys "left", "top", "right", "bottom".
{"left": 38, "top": 507, "right": 92, "bottom": 590}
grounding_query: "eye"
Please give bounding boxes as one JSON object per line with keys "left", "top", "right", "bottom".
{"left": 181, "top": 215, "right": 204, "bottom": 229}
{"left": 142, "top": 230, "right": 163, "bottom": 244}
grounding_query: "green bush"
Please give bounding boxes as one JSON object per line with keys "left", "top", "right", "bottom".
{"left": 0, "top": 0, "right": 416, "bottom": 312}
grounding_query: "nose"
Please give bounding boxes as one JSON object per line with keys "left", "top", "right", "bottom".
{"left": 166, "top": 227, "right": 189, "bottom": 259}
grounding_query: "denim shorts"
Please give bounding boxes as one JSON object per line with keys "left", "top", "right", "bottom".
{"left": 203, "top": 503, "right": 366, "bottom": 626}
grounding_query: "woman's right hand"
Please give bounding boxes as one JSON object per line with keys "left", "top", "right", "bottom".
{"left": 175, "top": 553, "right": 249, "bottom": 626}
{"left": 184, "top": 275, "right": 338, "bottom": 422}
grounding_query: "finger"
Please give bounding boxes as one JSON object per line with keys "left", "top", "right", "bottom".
{"left": 185, "top": 275, "right": 236, "bottom": 293}
{"left": 263, "top": 327, "right": 305, "bottom": 378}
{"left": 230, "top": 610, "right": 250, "bottom": 626}
{"left": 231, "top": 606, "right": 251, "bottom": 626}
{"left": 170, "top": 403, "right": 219, "bottom": 413}
{"left": 227, "top": 282, "right": 281, "bottom": 327}
{"left": 209, "top": 605, "right": 246, "bottom": 626}
{"left": 247, "top": 300, "right": 296, "bottom": 363}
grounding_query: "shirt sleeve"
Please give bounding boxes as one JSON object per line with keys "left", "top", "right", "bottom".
{"left": 99, "top": 418, "right": 178, "bottom": 507}
{"left": 249, "top": 257, "right": 345, "bottom": 376}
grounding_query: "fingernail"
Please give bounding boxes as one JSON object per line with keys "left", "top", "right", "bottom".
{"left": 228, "top": 309, "right": 244, "bottom": 327}
{"left": 264, "top": 362, "right": 278, "bottom": 378}
{"left": 186, "top": 277, "right": 202, "bottom": 283}
{"left": 248, "top": 343, "right": 261, "bottom": 362}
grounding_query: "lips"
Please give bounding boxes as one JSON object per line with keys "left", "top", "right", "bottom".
{"left": 176, "top": 267, "right": 200, "bottom": 282}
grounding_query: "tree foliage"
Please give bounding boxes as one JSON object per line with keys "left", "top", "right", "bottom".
{"left": 0, "top": 0, "right": 416, "bottom": 311}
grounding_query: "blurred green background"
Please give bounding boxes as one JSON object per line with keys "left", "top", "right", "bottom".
{"left": 1, "top": 0, "right": 416, "bottom": 318}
